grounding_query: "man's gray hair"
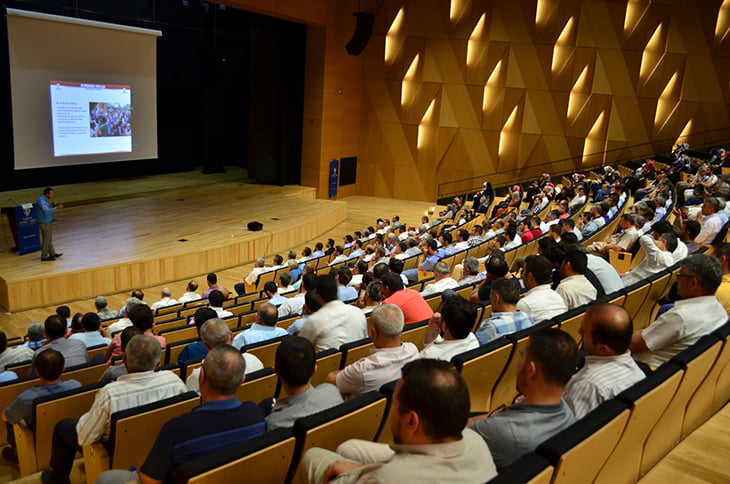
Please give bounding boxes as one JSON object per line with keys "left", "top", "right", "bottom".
{"left": 705, "top": 197, "right": 724, "bottom": 213}
{"left": 463, "top": 257, "right": 480, "bottom": 275}
{"left": 256, "top": 257, "right": 265, "bottom": 267}
{"left": 94, "top": 296, "right": 107, "bottom": 309}
{"left": 370, "top": 303, "right": 405, "bottom": 337}
{"left": 125, "top": 297, "right": 142, "bottom": 315}
{"left": 682, "top": 253, "right": 723, "bottom": 294}
{"left": 433, "top": 261, "right": 451, "bottom": 276}
{"left": 202, "top": 345, "right": 246, "bottom": 395}
{"left": 200, "top": 318, "right": 231, "bottom": 347}
{"left": 125, "top": 335, "right": 161, "bottom": 372}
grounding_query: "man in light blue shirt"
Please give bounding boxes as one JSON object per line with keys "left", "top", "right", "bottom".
{"left": 336, "top": 268, "right": 359, "bottom": 302}
{"left": 232, "top": 303, "right": 287, "bottom": 349}
{"left": 69, "top": 313, "right": 111, "bottom": 348}
{"left": 262, "top": 281, "right": 288, "bottom": 307}
{"left": 476, "top": 278, "right": 535, "bottom": 345}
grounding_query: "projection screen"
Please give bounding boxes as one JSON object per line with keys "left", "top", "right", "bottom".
{"left": 6, "top": 8, "right": 161, "bottom": 169}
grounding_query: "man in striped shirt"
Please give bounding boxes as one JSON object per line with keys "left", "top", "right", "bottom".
{"left": 44, "top": 335, "right": 187, "bottom": 484}
{"left": 563, "top": 304, "right": 645, "bottom": 419}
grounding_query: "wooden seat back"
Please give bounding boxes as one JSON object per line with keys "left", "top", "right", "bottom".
{"left": 311, "top": 349, "right": 341, "bottom": 386}
{"left": 243, "top": 336, "right": 288, "bottom": 369}
{"left": 236, "top": 368, "right": 279, "bottom": 403}
{"left": 452, "top": 337, "right": 513, "bottom": 413}
{"left": 339, "top": 338, "right": 375, "bottom": 369}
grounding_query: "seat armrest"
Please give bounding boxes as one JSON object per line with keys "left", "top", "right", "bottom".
{"left": 82, "top": 442, "right": 110, "bottom": 484}
{"left": 13, "top": 421, "right": 37, "bottom": 477}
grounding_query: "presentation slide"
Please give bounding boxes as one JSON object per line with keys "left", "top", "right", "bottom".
{"left": 50, "top": 81, "right": 132, "bottom": 157}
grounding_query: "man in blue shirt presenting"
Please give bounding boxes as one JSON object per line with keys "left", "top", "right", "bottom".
{"left": 35, "top": 187, "right": 63, "bottom": 262}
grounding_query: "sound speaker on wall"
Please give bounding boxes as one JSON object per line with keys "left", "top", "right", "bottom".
{"left": 346, "top": 12, "right": 374, "bottom": 56}
{"left": 247, "top": 221, "right": 263, "bottom": 231}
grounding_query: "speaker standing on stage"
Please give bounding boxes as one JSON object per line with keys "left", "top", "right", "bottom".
{"left": 35, "top": 187, "right": 63, "bottom": 262}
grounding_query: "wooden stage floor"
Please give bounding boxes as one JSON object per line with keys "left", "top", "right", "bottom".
{"left": 0, "top": 167, "right": 436, "bottom": 339}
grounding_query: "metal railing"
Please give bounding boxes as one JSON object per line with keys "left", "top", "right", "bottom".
{"left": 437, "top": 126, "right": 730, "bottom": 199}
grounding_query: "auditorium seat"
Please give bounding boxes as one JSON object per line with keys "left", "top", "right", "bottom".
{"left": 553, "top": 305, "right": 588, "bottom": 344}
{"left": 339, "top": 337, "right": 375, "bottom": 369}
{"left": 86, "top": 343, "right": 108, "bottom": 362}
{"left": 310, "top": 349, "right": 341, "bottom": 386}
{"left": 451, "top": 336, "right": 513, "bottom": 413}
{"left": 593, "top": 364, "right": 683, "bottom": 484}
{"left": 632, "top": 266, "right": 678, "bottom": 331}
{"left": 176, "top": 428, "right": 296, "bottom": 484}
{"left": 681, "top": 327, "right": 728, "bottom": 438}
{"left": 14, "top": 382, "right": 103, "bottom": 477}
{"left": 287, "top": 391, "right": 387, "bottom": 482}
{"left": 159, "top": 324, "right": 198, "bottom": 345}
{"left": 640, "top": 336, "right": 723, "bottom": 475}
{"left": 236, "top": 367, "right": 279, "bottom": 404}
{"left": 164, "top": 337, "right": 199, "bottom": 365}
{"left": 486, "top": 452, "right": 553, "bottom": 484}
{"left": 400, "top": 319, "right": 429, "bottom": 350}
{"left": 179, "top": 356, "right": 205, "bottom": 381}
{"left": 535, "top": 399, "right": 631, "bottom": 484}
{"left": 620, "top": 280, "right": 652, "bottom": 321}
{"left": 710, "top": 322, "right": 730, "bottom": 415}
{"left": 153, "top": 317, "right": 187, "bottom": 334}
{"left": 242, "top": 335, "right": 288, "bottom": 368}
{"left": 4, "top": 360, "right": 31, "bottom": 378}
{"left": 82, "top": 391, "right": 200, "bottom": 484}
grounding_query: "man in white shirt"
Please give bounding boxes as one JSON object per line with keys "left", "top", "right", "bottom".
{"left": 621, "top": 233, "right": 677, "bottom": 286}
{"left": 150, "top": 288, "right": 178, "bottom": 311}
{"left": 564, "top": 303, "right": 645, "bottom": 419}
{"left": 326, "top": 304, "right": 418, "bottom": 399}
{"left": 517, "top": 255, "right": 568, "bottom": 323}
{"left": 243, "top": 257, "right": 267, "bottom": 288}
{"left": 630, "top": 254, "right": 728, "bottom": 367}
{"left": 177, "top": 280, "right": 201, "bottom": 304}
{"left": 299, "top": 275, "right": 368, "bottom": 352}
{"left": 556, "top": 247, "right": 597, "bottom": 310}
{"left": 420, "top": 293, "right": 479, "bottom": 361}
{"left": 695, "top": 197, "right": 725, "bottom": 244}
{"left": 421, "top": 262, "right": 459, "bottom": 297}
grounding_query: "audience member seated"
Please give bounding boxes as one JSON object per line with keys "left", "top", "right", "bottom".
{"left": 517, "top": 255, "right": 568, "bottom": 323}
{"left": 114, "top": 290, "right": 146, "bottom": 319}
{"left": 22, "top": 322, "right": 46, "bottom": 351}
{"left": 31, "top": 316, "right": 87, "bottom": 376}
{"left": 420, "top": 293, "right": 479, "bottom": 361}
{"left": 206, "top": 289, "right": 233, "bottom": 319}
{"left": 589, "top": 214, "right": 639, "bottom": 259}
{"left": 457, "top": 257, "right": 484, "bottom": 286}
{"left": 475, "top": 278, "right": 536, "bottom": 345}
{"left": 337, "top": 268, "right": 359, "bottom": 302}
{"left": 469, "top": 253, "right": 512, "bottom": 304}
{"left": 99, "top": 327, "right": 143, "bottom": 385}
{"left": 187, "top": 319, "right": 264, "bottom": 393}
{"left": 201, "top": 273, "right": 228, "bottom": 299}
{"left": 630, "top": 254, "right": 727, "bottom": 367}
{"left": 713, "top": 243, "right": 730, "bottom": 316}
{"left": 621, "top": 232, "right": 677, "bottom": 286}
{"left": 96, "top": 345, "right": 264, "bottom": 484}
{"left": 104, "top": 297, "right": 142, "bottom": 337}
{"left": 232, "top": 303, "right": 287, "bottom": 350}
{"left": 380, "top": 273, "right": 433, "bottom": 325}
{"left": 469, "top": 328, "right": 577, "bottom": 471}
{"left": 693, "top": 197, "right": 725, "bottom": 245}
{"left": 556, "top": 247, "right": 597, "bottom": 310}
{"left": 69, "top": 313, "right": 111, "bottom": 348}
{"left": 177, "top": 307, "right": 217, "bottom": 364}
{"left": 1, "top": 349, "right": 81, "bottom": 463}
{"left": 266, "top": 336, "right": 343, "bottom": 431}
{"left": 0, "top": 330, "right": 34, "bottom": 372}
{"left": 239, "top": 258, "right": 267, "bottom": 295}
{"left": 287, "top": 291, "right": 323, "bottom": 336}
{"left": 105, "top": 305, "right": 166, "bottom": 362}
{"left": 278, "top": 272, "right": 316, "bottom": 318}
{"left": 45, "top": 335, "right": 187, "bottom": 483}
{"left": 299, "top": 275, "right": 368, "bottom": 352}
{"left": 150, "top": 288, "right": 178, "bottom": 311}
{"left": 329, "top": 246, "right": 348, "bottom": 266}
{"left": 563, "top": 304, "right": 645, "bottom": 419}
{"left": 94, "top": 296, "right": 118, "bottom": 322}
{"left": 326, "top": 304, "right": 418, "bottom": 399}
{"left": 421, "top": 261, "right": 458, "bottom": 297}
{"left": 177, "top": 280, "right": 201, "bottom": 304}
{"left": 301, "top": 359, "right": 497, "bottom": 484}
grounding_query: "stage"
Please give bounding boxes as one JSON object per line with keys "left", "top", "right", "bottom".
{"left": 0, "top": 168, "right": 348, "bottom": 312}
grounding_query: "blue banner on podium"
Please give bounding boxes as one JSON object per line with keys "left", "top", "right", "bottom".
{"left": 329, "top": 159, "right": 339, "bottom": 199}
{"left": 15, "top": 204, "right": 41, "bottom": 255}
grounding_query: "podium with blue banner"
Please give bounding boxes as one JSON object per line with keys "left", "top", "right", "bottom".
{"left": 1, "top": 203, "right": 41, "bottom": 255}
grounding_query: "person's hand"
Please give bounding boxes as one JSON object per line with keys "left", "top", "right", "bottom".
{"left": 56, "top": 204, "right": 64, "bottom": 209}
{"left": 323, "top": 460, "right": 365, "bottom": 482}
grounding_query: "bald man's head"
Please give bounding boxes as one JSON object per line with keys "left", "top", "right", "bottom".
{"left": 581, "top": 303, "right": 633, "bottom": 356}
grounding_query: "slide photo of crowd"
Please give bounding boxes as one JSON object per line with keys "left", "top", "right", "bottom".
{"left": 89, "top": 102, "right": 131, "bottom": 137}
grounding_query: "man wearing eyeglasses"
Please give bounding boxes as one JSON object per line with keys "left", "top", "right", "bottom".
{"left": 629, "top": 254, "right": 727, "bottom": 367}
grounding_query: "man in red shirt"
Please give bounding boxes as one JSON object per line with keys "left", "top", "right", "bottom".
{"left": 380, "top": 273, "right": 433, "bottom": 325}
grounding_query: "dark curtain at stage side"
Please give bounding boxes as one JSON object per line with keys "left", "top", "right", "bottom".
{"left": 247, "top": 28, "right": 305, "bottom": 186}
